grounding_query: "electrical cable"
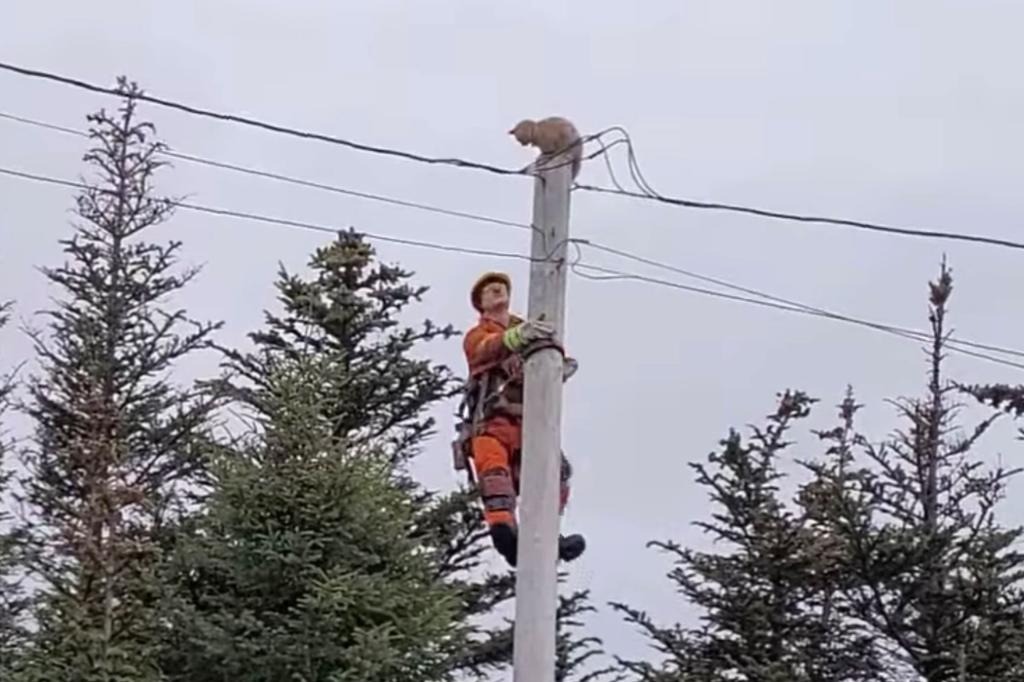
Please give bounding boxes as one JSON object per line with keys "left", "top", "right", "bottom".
{"left": 3, "top": 162, "right": 1022, "bottom": 373}
{"left": 0, "top": 112, "right": 639, "bottom": 241}
{"left": 582, "top": 240, "right": 1024, "bottom": 360}
{"left": 591, "top": 126, "right": 662, "bottom": 199}
{"left": 0, "top": 167, "right": 534, "bottom": 263}
{"left": 575, "top": 125, "right": 1024, "bottom": 252}
{"left": 5, "top": 62, "right": 1016, "bottom": 253}
{"left": 570, "top": 260, "right": 1024, "bottom": 372}
{"left": 579, "top": 116, "right": 1022, "bottom": 258}
{"left": 576, "top": 182, "right": 1024, "bottom": 252}
{"left": 0, "top": 111, "right": 535, "bottom": 232}
{"left": 0, "top": 61, "right": 527, "bottom": 178}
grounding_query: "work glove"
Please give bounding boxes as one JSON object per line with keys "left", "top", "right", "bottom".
{"left": 503, "top": 318, "right": 555, "bottom": 352}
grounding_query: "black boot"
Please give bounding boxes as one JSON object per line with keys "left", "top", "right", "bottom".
{"left": 558, "top": 533, "right": 586, "bottom": 562}
{"left": 490, "top": 523, "right": 518, "bottom": 567}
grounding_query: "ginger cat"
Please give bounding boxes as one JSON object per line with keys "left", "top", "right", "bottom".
{"left": 509, "top": 116, "right": 583, "bottom": 179}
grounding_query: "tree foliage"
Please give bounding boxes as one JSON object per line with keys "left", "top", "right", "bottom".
{"left": 13, "top": 85, "right": 221, "bottom": 680}
{"left": 556, "top": 587, "right": 624, "bottom": 682}
{"left": 617, "top": 261, "right": 1024, "bottom": 681}
{"left": 213, "top": 229, "right": 458, "bottom": 467}
{"left": 612, "top": 391, "right": 881, "bottom": 681}
{"left": 177, "top": 231, "right": 515, "bottom": 678}
{"left": 161, "top": 353, "right": 465, "bottom": 681}
{"left": 802, "top": 263, "right": 1024, "bottom": 680}
{"left": 0, "top": 302, "right": 27, "bottom": 673}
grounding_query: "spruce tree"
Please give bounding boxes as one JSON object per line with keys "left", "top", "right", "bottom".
{"left": 161, "top": 352, "right": 465, "bottom": 681}
{"left": 458, "top": 578, "right": 622, "bottom": 681}
{"left": 612, "top": 390, "right": 881, "bottom": 681}
{"left": 0, "top": 302, "right": 27, "bottom": 672}
{"left": 213, "top": 229, "right": 458, "bottom": 467}
{"left": 801, "top": 262, "right": 1024, "bottom": 680}
{"left": 187, "top": 230, "right": 514, "bottom": 678}
{"left": 556, "top": 587, "right": 624, "bottom": 682}
{"left": 14, "top": 85, "right": 221, "bottom": 680}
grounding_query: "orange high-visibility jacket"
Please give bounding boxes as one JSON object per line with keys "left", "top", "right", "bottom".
{"left": 463, "top": 313, "right": 527, "bottom": 424}
{"left": 463, "top": 313, "right": 524, "bottom": 379}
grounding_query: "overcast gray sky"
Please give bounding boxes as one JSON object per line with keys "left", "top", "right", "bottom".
{"left": 3, "top": 0, "right": 1024, "bottom": 673}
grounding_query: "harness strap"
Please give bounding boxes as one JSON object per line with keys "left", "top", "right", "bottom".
{"left": 454, "top": 340, "right": 564, "bottom": 480}
{"left": 520, "top": 337, "right": 566, "bottom": 361}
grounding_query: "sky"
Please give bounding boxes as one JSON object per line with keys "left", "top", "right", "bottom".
{"left": 2, "top": 0, "right": 1024, "bottom": 673}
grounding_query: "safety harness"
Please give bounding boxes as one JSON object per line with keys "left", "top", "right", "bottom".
{"left": 451, "top": 338, "right": 565, "bottom": 484}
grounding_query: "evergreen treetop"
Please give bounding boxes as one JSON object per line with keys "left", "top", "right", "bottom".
{"left": 801, "top": 263, "right": 1024, "bottom": 680}
{"left": 612, "top": 390, "right": 881, "bottom": 682}
{"left": 161, "top": 352, "right": 467, "bottom": 681}
{"left": 195, "top": 231, "right": 516, "bottom": 678}
{"left": 213, "top": 229, "right": 458, "bottom": 467}
{"left": 13, "top": 83, "right": 221, "bottom": 681}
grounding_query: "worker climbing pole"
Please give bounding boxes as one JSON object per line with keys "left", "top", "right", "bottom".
{"left": 456, "top": 271, "right": 586, "bottom": 567}
{"left": 452, "top": 115, "right": 582, "bottom": 681}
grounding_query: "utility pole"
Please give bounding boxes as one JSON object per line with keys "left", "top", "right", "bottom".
{"left": 513, "top": 132, "right": 575, "bottom": 682}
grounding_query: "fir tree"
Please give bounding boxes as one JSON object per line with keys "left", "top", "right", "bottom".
{"left": 612, "top": 390, "right": 881, "bottom": 681}
{"left": 161, "top": 352, "right": 466, "bottom": 681}
{"left": 801, "top": 262, "right": 1024, "bottom": 680}
{"left": 0, "top": 302, "right": 28, "bottom": 673}
{"left": 462, "top": 578, "right": 622, "bottom": 681}
{"left": 192, "top": 231, "right": 514, "bottom": 677}
{"left": 213, "top": 228, "right": 458, "bottom": 467}
{"left": 796, "top": 388, "right": 897, "bottom": 682}
{"left": 14, "top": 85, "right": 221, "bottom": 680}
{"left": 556, "top": 588, "right": 624, "bottom": 682}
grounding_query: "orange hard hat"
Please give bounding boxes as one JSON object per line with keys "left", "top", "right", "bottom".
{"left": 471, "top": 271, "right": 511, "bottom": 312}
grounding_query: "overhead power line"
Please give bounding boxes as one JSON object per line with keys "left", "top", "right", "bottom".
{"left": 570, "top": 260, "right": 1024, "bottom": 372}
{"left": 15, "top": 108, "right": 1011, "bottom": 264}
{"left": 9, "top": 107, "right": 1018, "bottom": 323}
{"left": 3, "top": 162, "right": 1023, "bottom": 374}
{"left": 576, "top": 124, "right": 1024, "bottom": 252}
{"left": 0, "top": 167, "right": 532, "bottom": 263}
{"left": 2, "top": 65, "right": 1016, "bottom": 254}
{"left": 582, "top": 241, "right": 1024, "bottom": 360}
{"left": 0, "top": 111, "right": 534, "bottom": 233}
{"left": 574, "top": 183, "right": 1024, "bottom": 253}
{"left": 0, "top": 60, "right": 527, "bottom": 178}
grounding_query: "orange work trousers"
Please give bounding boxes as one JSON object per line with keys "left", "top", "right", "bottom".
{"left": 470, "top": 415, "right": 571, "bottom": 529}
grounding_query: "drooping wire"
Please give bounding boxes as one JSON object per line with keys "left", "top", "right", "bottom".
{"left": 5, "top": 62, "right": 1017, "bottom": 253}
{"left": 0, "top": 110, "right": 628, "bottom": 237}
{"left": 574, "top": 126, "right": 1024, "bottom": 252}
{"left": 4, "top": 162, "right": 1023, "bottom": 373}
{"left": 0, "top": 167, "right": 535, "bottom": 263}
{"left": 0, "top": 62, "right": 624, "bottom": 189}
{"left": 570, "top": 260, "right": 1024, "bottom": 372}
{"left": 581, "top": 240, "right": 1024, "bottom": 360}
{"left": 593, "top": 125, "right": 662, "bottom": 198}
{"left": 4, "top": 94, "right": 1018, "bottom": 369}
{"left": 577, "top": 183, "right": 1024, "bottom": 252}
{"left": 0, "top": 111, "right": 536, "bottom": 233}
{"left": 0, "top": 61, "right": 529, "bottom": 178}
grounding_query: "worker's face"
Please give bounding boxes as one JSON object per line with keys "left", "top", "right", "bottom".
{"left": 480, "top": 281, "right": 509, "bottom": 313}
